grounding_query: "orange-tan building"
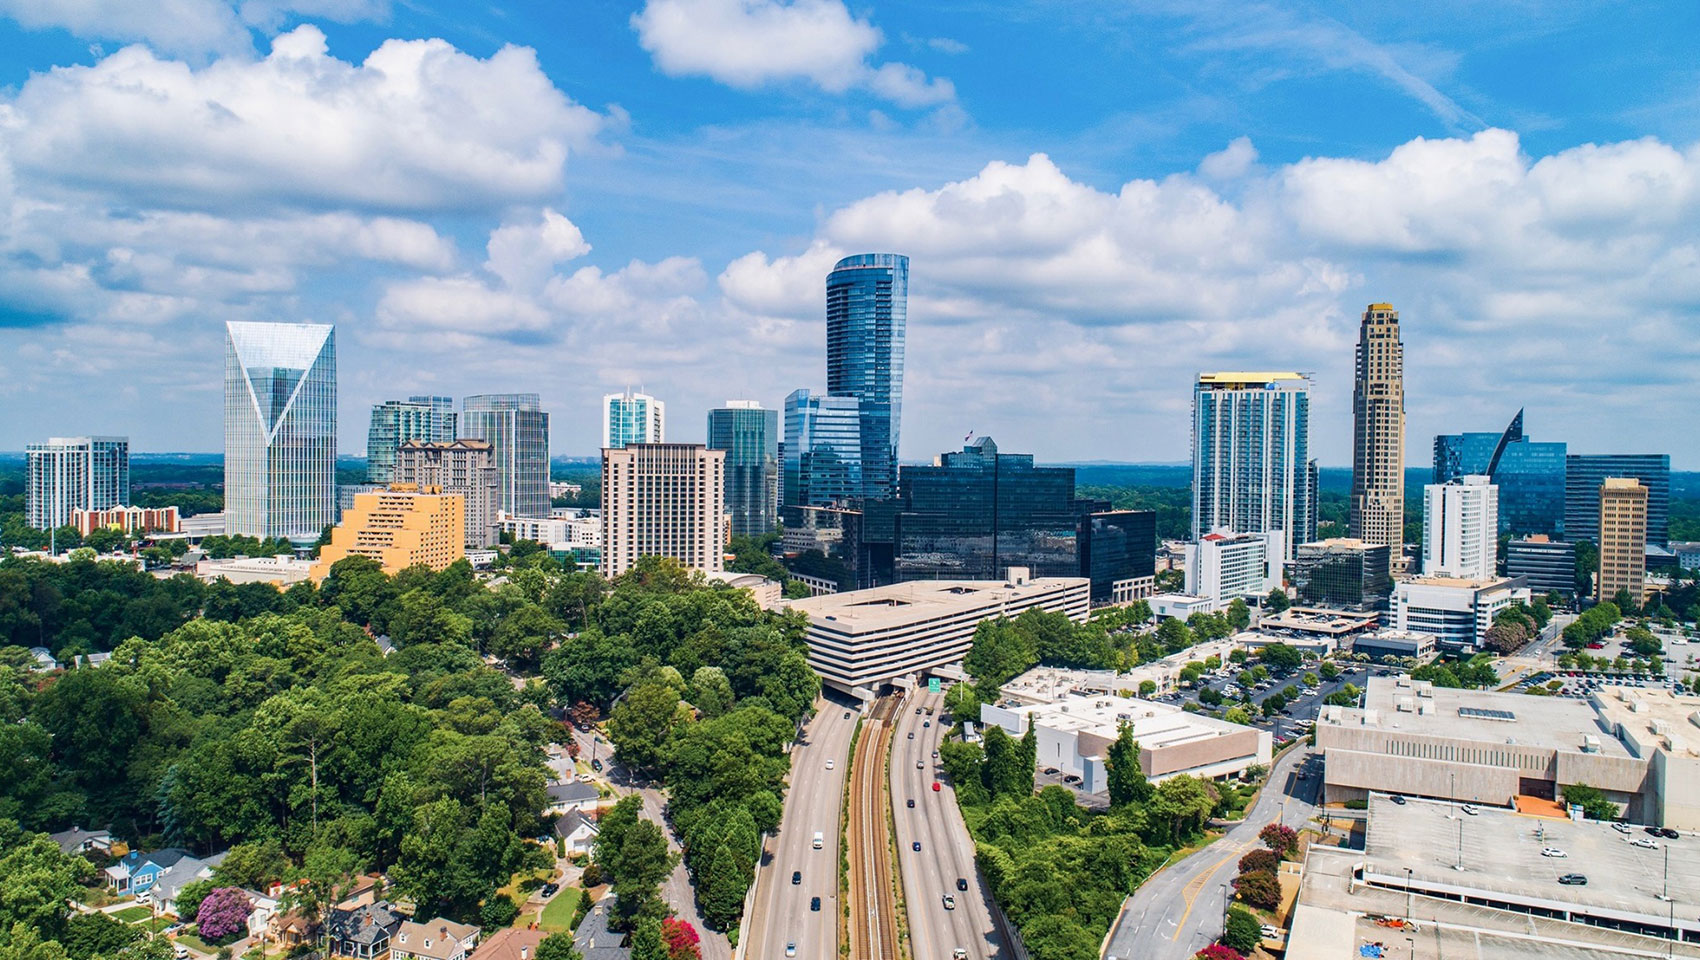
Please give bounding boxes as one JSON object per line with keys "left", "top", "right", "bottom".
{"left": 310, "top": 484, "right": 464, "bottom": 581}
{"left": 1597, "top": 476, "right": 1648, "bottom": 604}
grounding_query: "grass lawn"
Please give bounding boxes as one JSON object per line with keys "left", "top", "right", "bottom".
{"left": 173, "top": 933, "right": 215, "bottom": 954}
{"left": 136, "top": 917, "right": 174, "bottom": 934}
{"left": 111, "top": 906, "right": 154, "bottom": 923}
{"left": 537, "top": 888, "right": 582, "bottom": 933}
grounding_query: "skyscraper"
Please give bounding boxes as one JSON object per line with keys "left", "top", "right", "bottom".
{"left": 224, "top": 321, "right": 336, "bottom": 542}
{"left": 1433, "top": 410, "right": 1565, "bottom": 536}
{"left": 826, "top": 253, "right": 907, "bottom": 501}
{"left": 1565, "top": 454, "right": 1670, "bottom": 547}
{"left": 600, "top": 443, "right": 725, "bottom": 578}
{"left": 1597, "top": 477, "right": 1647, "bottom": 605}
{"left": 707, "top": 400, "right": 778, "bottom": 538}
{"left": 461, "top": 394, "right": 549, "bottom": 519}
{"left": 603, "top": 390, "right": 666, "bottom": 449}
{"left": 1422, "top": 475, "right": 1498, "bottom": 581}
{"left": 1349, "top": 303, "right": 1404, "bottom": 571}
{"left": 366, "top": 396, "right": 457, "bottom": 484}
{"left": 783, "top": 389, "right": 863, "bottom": 512}
{"left": 396, "top": 439, "right": 500, "bottom": 548}
{"left": 25, "top": 436, "right": 129, "bottom": 531}
{"left": 1191, "top": 372, "right": 1316, "bottom": 560}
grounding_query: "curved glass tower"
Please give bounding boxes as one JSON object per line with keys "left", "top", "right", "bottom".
{"left": 826, "top": 253, "right": 907, "bottom": 501}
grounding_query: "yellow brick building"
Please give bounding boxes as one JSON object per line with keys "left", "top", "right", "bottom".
{"left": 310, "top": 484, "right": 465, "bottom": 581}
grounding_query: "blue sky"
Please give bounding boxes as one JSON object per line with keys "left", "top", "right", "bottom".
{"left": 0, "top": 0, "right": 1696, "bottom": 466}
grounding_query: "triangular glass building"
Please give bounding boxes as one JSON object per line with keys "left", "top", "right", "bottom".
{"left": 224, "top": 321, "right": 337, "bottom": 543}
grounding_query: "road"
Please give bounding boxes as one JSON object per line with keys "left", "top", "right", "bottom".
{"left": 1103, "top": 743, "right": 1320, "bottom": 960}
{"left": 890, "top": 691, "right": 1010, "bottom": 960}
{"left": 743, "top": 697, "right": 859, "bottom": 960}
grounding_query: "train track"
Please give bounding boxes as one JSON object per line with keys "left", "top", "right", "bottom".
{"left": 848, "top": 695, "right": 901, "bottom": 960}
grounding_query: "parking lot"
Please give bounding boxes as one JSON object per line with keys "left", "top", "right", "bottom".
{"left": 1148, "top": 660, "right": 1385, "bottom": 743}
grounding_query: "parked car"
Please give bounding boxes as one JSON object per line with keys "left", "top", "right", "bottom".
{"left": 1633, "top": 837, "right": 1659, "bottom": 849}
{"left": 1613, "top": 822, "right": 1631, "bottom": 834}
{"left": 1389, "top": 795, "right": 1407, "bottom": 805}
{"left": 1541, "top": 847, "right": 1567, "bottom": 858}
{"left": 1661, "top": 828, "right": 1680, "bottom": 840}
{"left": 1460, "top": 804, "right": 1477, "bottom": 816}
{"left": 1062, "top": 774, "right": 1081, "bottom": 784}
{"left": 1260, "top": 924, "right": 1280, "bottom": 939}
{"left": 1042, "top": 767, "right": 1059, "bottom": 775}
{"left": 539, "top": 882, "right": 560, "bottom": 898}
{"left": 1557, "top": 873, "right": 1588, "bottom": 885}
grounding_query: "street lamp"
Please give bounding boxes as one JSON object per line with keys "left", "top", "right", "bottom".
{"left": 1405, "top": 867, "right": 1414, "bottom": 921}
{"left": 1406, "top": 936, "right": 1415, "bottom": 960}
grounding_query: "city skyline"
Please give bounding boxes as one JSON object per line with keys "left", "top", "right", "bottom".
{"left": 0, "top": 4, "right": 1697, "bottom": 467}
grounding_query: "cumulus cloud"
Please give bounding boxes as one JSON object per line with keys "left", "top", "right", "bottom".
{"left": 0, "top": 0, "right": 388, "bottom": 58}
{"left": 631, "top": 0, "right": 953, "bottom": 107}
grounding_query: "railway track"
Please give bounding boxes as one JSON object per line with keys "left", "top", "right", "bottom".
{"left": 848, "top": 694, "right": 902, "bottom": 960}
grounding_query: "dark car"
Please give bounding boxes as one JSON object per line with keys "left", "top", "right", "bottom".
{"left": 1661, "top": 828, "right": 1680, "bottom": 840}
{"left": 1042, "top": 767, "right": 1059, "bottom": 776}
{"left": 907, "top": 798, "right": 915, "bottom": 808}
{"left": 956, "top": 878, "right": 968, "bottom": 891}
{"left": 1389, "top": 795, "right": 1407, "bottom": 805}
{"left": 792, "top": 871, "right": 801, "bottom": 885}
{"left": 907, "top": 732, "right": 914, "bottom": 739}
{"left": 916, "top": 708, "right": 923, "bottom": 715}
{"left": 590, "top": 758, "right": 603, "bottom": 771}
{"left": 810, "top": 897, "right": 821, "bottom": 911}
{"left": 923, "top": 721, "right": 931, "bottom": 728}
{"left": 1557, "top": 874, "right": 1588, "bottom": 885}
{"left": 912, "top": 841, "right": 922, "bottom": 852}
{"left": 843, "top": 712, "right": 851, "bottom": 720}
{"left": 539, "top": 883, "right": 560, "bottom": 898}
{"left": 1646, "top": 826, "right": 1663, "bottom": 836}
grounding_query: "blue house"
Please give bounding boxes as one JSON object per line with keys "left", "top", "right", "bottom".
{"left": 106, "top": 848, "right": 194, "bottom": 895}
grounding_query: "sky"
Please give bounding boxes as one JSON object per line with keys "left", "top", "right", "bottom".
{"left": 0, "top": 1, "right": 1697, "bottom": 467}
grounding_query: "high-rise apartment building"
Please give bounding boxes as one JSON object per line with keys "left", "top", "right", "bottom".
{"left": 396, "top": 439, "right": 500, "bottom": 548}
{"left": 603, "top": 390, "right": 666, "bottom": 449}
{"left": 1433, "top": 410, "right": 1565, "bottom": 537}
{"left": 1184, "top": 530, "right": 1285, "bottom": 608}
{"left": 365, "top": 397, "right": 457, "bottom": 484}
{"left": 460, "top": 394, "right": 549, "bottom": 519}
{"left": 1349, "top": 303, "right": 1404, "bottom": 571}
{"left": 707, "top": 400, "right": 778, "bottom": 538}
{"left": 1565, "top": 454, "right": 1669, "bottom": 547}
{"left": 600, "top": 443, "right": 726, "bottom": 578}
{"left": 25, "top": 436, "right": 129, "bottom": 531}
{"left": 826, "top": 253, "right": 907, "bottom": 501}
{"left": 1423, "top": 475, "right": 1499, "bottom": 581}
{"left": 1191, "top": 372, "right": 1316, "bottom": 560}
{"left": 783, "top": 389, "right": 863, "bottom": 512}
{"left": 224, "top": 321, "right": 336, "bottom": 542}
{"left": 309, "top": 484, "right": 465, "bottom": 581}
{"left": 1597, "top": 477, "right": 1648, "bottom": 605}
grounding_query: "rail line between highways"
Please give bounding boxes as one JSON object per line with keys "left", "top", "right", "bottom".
{"left": 848, "top": 694, "right": 901, "bottom": 960}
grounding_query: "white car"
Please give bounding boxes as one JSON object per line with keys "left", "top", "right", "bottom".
{"left": 1260, "top": 924, "right": 1280, "bottom": 939}
{"left": 1633, "top": 837, "right": 1659, "bottom": 849}
{"left": 785, "top": 942, "right": 796, "bottom": 957}
{"left": 1612, "top": 822, "right": 1631, "bottom": 834}
{"left": 1460, "top": 804, "right": 1477, "bottom": 816}
{"left": 942, "top": 895, "right": 956, "bottom": 910}
{"left": 825, "top": 759, "right": 834, "bottom": 770}
{"left": 1541, "top": 847, "right": 1567, "bottom": 858}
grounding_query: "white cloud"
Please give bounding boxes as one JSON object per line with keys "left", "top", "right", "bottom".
{"left": 1198, "top": 136, "right": 1258, "bottom": 180}
{"left": 0, "top": 0, "right": 388, "bottom": 58}
{"left": 631, "top": 0, "right": 954, "bottom": 107}
{"left": 486, "top": 209, "right": 592, "bottom": 293}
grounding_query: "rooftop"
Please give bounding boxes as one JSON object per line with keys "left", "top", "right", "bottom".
{"left": 998, "top": 693, "right": 1253, "bottom": 749}
{"left": 1592, "top": 687, "right": 1700, "bottom": 760}
{"left": 786, "top": 576, "right": 1087, "bottom": 630}
{"left": 1196, "top": 371, "right": 1308, "bottom": 384}
{"left": 1322, "top": 677, "right": 1632, "bottom": 758}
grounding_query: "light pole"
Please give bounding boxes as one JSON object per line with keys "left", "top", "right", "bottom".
{"left": 1405, "top": 867, "right": 1414, "bottom": 921}
{"left": 1406, "top": 936, "right": 1415, "bottom": 960}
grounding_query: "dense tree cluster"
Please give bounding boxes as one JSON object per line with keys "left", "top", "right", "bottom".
{"left": 1562, "top": 602, "right": 1622, "bottom": 649}
{"left": 1409, "top": 654, "right": 1500, "bottom": 689}
{"left": 0, "top": 818, "right": 176, "bottom": 960}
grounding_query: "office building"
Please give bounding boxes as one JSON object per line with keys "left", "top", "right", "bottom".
{"left": 1433, "top": 409, "right": 1565, "bottom": 536}
{"left": 1078, "top": 509, "right": 1158, "bottom": 605}
{"left": 1597, "top": 476, "right": 1648, "bottom": 604}
{"left": 71, "top": 505, "right": 179, "bottom": 537}
{"left": 981, "top": 693, "right": 1271, "bottom": 792}
{"left": 310, "top": 484, "right": 464, "bottom": 581}
{"left": 1191, "top": 372, "right": 1316, "bottom": 559}
{"left": 1349, "top": 303, "right": 1404, "bottom": 571}
{"left": 600, "top": 443, "right": 725, "bottom": 578}
{"left": 25, "top": 436, "right": 129, "bottom": 530}
{"left": 1675, "top": 542, "right": 1700, "bottom": 571}
{"left": 782, "top": 389, "right": 862, "bottom": 511}
{"left": 602, "top": 389, "right": 665, "bottom": 449}
{"left": 1567, "top": 453, "right": 1669, "bottom": 546}
{"left": 826, "top": 253, "right": 907, "bottom": 502}
{"left": 460, "top": 394, "right": 549, "bottom": 519}
{"left": 706, "top": 400, "right": 778, "bottom": 538}
{"left": 1183, "top": 529, "right": 1284, "bottom": 608}
{"left": 1422, "top": 475, "right": 1498, "bottom": 580}
{"left": 224, "top": 321, "right": 336, "bottom": 543}
{"left": 1505, "top": 535, "right": 1576, "bottom": 596}
{"left": 395, "top": 439, "right": 500, "bottom": 548}
{"left": 1289, "top": 538, "right": 1393, "bottom": 611}
{"left": 365, "top": 397, "right": 456, "bottom": 484}
{"left": 788, "top": 569, "right": 1088, "bottom": 695}
{"left": 1391, "top": 576, "right": 1530, "bottom": 651}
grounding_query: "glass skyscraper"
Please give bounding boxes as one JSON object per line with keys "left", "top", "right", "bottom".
{"left": 25, "top": 436, "right": 129, "bottom": 531}
{"left": 827, "top": 253, "right": 907, "bottom": 501}
{"left": 461, "top": 394, "right": 550, "bottom": 519}
{"left": 1432, "top": 410, "right": 1566, "bottom": 537}
{"left": 707, "top": 400, "right": 779, "bottom": 538}
{"left": 783, "top": 389, "right": 862, "bottom": 512}
{"left": 1191, "top": 372, "right": 1316, "bottom": 560}
{"left": 366, "top": 396, "right": 457, "bottom": 483}
{"left": 1565, "top": 454, "right": 1670, "bottom": 546}
{"left": 603, "top": 389, "right": 665, "bottom": 449}
{"left": 224, "top": 321, "right": 337, "bottom": 542}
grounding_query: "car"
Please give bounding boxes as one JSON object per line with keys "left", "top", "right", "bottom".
{"left": 785, "top": 942, "right": 796, "bottom": 957}
{"left": 932, "top": 750, "right": 939, "bottom": 759}
{"left": 942, "top": 895, "right": 956, "bottom": 910}
{"left": 1062, "top": 774, "right": 1081, "bottom": 784}
{"left": 826, "top": 759, "right": 835, "bottom": 770}
{"left": 590, "top": 758, "right": 603, "bottom": 772}
{"left": 1042, "top": 767, "right": 1059, "bottom": 775}
{"left": 923, "top": 720, "right": 931, "bottom": 728}
{"left": 1260, "top": 924, "right": 1280, "bottom": 939}
{"left": 1645, "top": 826, "right": 1663, "bottom": 836}
{"left": 1661, "top": 828, "right": 1680, "bottom": 840}
{"left": 956, "top": 878, "right": 968, "bottom": 891}
{"left": 1633, "top": 837, "right": 1659, "bottom": 849}
{"left": 539, "top": 882, "right": 560, "bottom": 898}
{"left": 933, "top": 782, "right": 941, "bottom": 792}
{"left": 907, "top": 798, "right": 915, "bottom": 808}
{"left": 912, "top": 841, "right": 922, "bottom": 852}
{"left": 1613, "top": 822, "right": 1632, "bottom": 834}
{"left": 1557, "top": 873, "right": 1588, "bottom": 885}
{"left": 916, "top": 708, "right": 923, "bottom": 715}
{"left": 1460, "top": 804, "right": 1477, "bottom": 816}
{"left": 926, "top": 707, "right": 934, "bottom": 715}
{"left": 1389, "top": 795, "right": 1407, "bottom": 805}
{"left": 907, "top": 732, "right": 915, "bottom": 739}
{"left": 1541, "top": 847, "right": 1567, "bottom": 858}
{"left": 843, "top": 711, "right": 851, "bottom": 720}
{"left": 810, "top": 896, "right": 821, "bottom": 911}
{"left": 173, "top": 947, "right": 190, "bottom": 960}
{"left": 916, "top": 760, "right": 924, "bottom": 769}
{"left": 953, "top": 950, "right": 967, "bottom": 959}
{"left": 792, "top": 871, "right": 802, "bottom": 885}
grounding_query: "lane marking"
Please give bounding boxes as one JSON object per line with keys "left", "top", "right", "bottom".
{"left": 1168, "top": 850, "right": 1243, "bottom": 941}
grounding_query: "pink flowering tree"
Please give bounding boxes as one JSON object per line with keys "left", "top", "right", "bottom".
{"left": 660, "top": 917, "right": 701, "bottom": 960}
{"left": 196, "top": 887, "right": 253, "bottom": 942}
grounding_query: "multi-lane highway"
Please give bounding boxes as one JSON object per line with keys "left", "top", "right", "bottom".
{"left": 744, "top": 696, "right": 858, "bottom": 960}
{"left": 890, "top": 690, "right": 1011, "bottom": 960}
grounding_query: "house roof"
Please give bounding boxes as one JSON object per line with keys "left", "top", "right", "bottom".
{"left": 554, "top": 810, "right": 599, "bottom": 839}
{"left": 153, "top": 858, "right": 217, "bottom": 902}
{"left": 50, "top": 827, "right": 111, "bottom": 853}
{"left": 326, "top": 901, "right": 405, "bottom": 944}
{"left": 572, "top": 898, "right": 629, "bottom": 960}
{"left": 139, "top": 848, "right": 194, "bottom": 870}
{"left": 545, "top": 780, "right": 599, "bottom": 804}
{"left": 395, "top": 918, "right": 479, "bottom": 960}
{"left": 469, "top": 928, "right": 545, "bottom": 960}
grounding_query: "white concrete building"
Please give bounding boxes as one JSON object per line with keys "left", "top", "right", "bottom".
{"left": 1392, "top": 575, "right": 1530, "bottom": 651}
{"left": 704, "top": 570, "right": 783, "bottom": 609}
{"left": 1184, "top": 529, "right": 1284, "bottom": 608}
{"left": 195, "top": 555, "right": 315, "bottom": 585}
{"left": 1149, "top": 593, "right": 1216, "bottom": 620}
{"left": 981, "top": 693, "right": 1271, "bottom": 792}
{"left": 499, "top": 511, "right": 602, "bottom": 550}
{"left": 1422, "top": 474, "right": 1498, "bottom": 580}
{"left": 600, "top": 444, "right": 725, "bottom": 578}
{"left": 787, "top": 569, "right": 1089, "bottom": 696}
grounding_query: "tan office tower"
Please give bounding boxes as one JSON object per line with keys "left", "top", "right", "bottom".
{"left": 1596, "top": 477, "right": 1647, "bottom": 605}
{"left": 310, "top": 484, "right": 464, "bottom": 581}
{"left": 396, "top": 439, "right": 500, "bottom": 548}
{"left": 1349, "top": 303, "right": 1405, "bottom": 572}
{"left": 601, "top": 443, "right": 725, "bottom": 578}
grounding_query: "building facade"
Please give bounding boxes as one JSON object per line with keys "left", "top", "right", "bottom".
{"left": 395, "top": 439, "right": 500, "bottom": 548}
{"left": 25, "top": 436, "right": 129, "bottom": 531}
{"left": 600, "top": 443, "right": 725, "bottom": 578}
{"left": 1078, "top": 509, "right": 1158, "bottom": 605}
{"left": 1505, "top": 536, "right": 1576, "bottom": 596}
{"left": 1566, "top": 453, "right": 1669, "bottom": 547}
{"left": 1392, "top": 576, "right": 1531, "bottom": 651}
{"left": 706, "top": 400, "right": 778, "bottom": 538}
{"left": 1433, "top": 410, "right": 1565, "bottom": 537}
{"left": 1597, "top": 476, "right": 1648, "bottom": 604}
{"left": 1422, "top": 475, "right": 1498, "bottom": 580}
{"left": 602, "top": 389, "right": 665, "bottom": 450}
{"left": 826, "top": 253, "right": 907, "bottom": 501}
{"left": 782, "top": 389, "right": 863, "bottom": 511}
{"left": 1183, "top": 529, "right": 1284, "bottom": 608}
{"left": 310, "top": 484, "right": 465, "bottom": 581}
{"left": 1290, "top": 538, "right": 1393, "bottom": 611}
{"left": 224, "top": 321, "right": 336, "bottom": 543}
{"left": 71, "top": 505, "right": 179, "bottom": 537}
{"left": 365, "top": 397, "right": 456, "bottom": 484}
{"left": 460, "top": 394, "right": 549, "bottom": 519}
{"left": 1349, "top": 303, "right": 1404, "bottom": 571}
{"left": 1191, "top": 372, "right": 1316, "bottom": 560}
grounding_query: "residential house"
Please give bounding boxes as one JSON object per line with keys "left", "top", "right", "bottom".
{"left": 325, "top": 901, "right": 405, "bottom": 960}
{"left": 28, "top": 647, "right": 58, "bottom": 671}
{"left": 391, "top": 919, "right": 480, "bottom": 960}
{"left": 554, "top": 810, "right": 599, "bottom": 856}
{"left": 241, "top": 888, "right": 282, "bottom": 938}
{"left": 50, "top": 826, "right": 114, "bottom": 856}
{"left": 544, "top": 780, "right": 600, "bottom": 815}
{"left": 469, "top": 929, "right": 545, "bottom": 960}
{"left": 573, "top": 898, "right": 629, "bottom": 960}
{"left": 153, "top": 852, "right": 226, "bottom": 917}
{"left": 79, "top": 652, "right": 112, "bottom": 668}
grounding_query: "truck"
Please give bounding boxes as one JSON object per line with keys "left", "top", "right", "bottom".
{"left": 812, "top": 831, "right": 824, "bottom": 849}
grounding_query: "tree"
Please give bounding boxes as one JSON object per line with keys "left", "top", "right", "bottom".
{"left": 943, "top": 681, "right": 983, "bottom": 722}
{"left": 480, "top": 896, "right": 519, "bottom": 929}
{"left": 980, "top": 726, "right": 1030, "bottom": 799}
{"left": 1232, "top": 870, "right": 1280, "bottom": 909}
{"left": 661, "top": 917, "right": 701, "bottom": 960}
{"left": 1259, "top": 643, "right": 1302, "bottom": 672}
{"left": 1149, "top": 775, "right": 1215, "bottom": 844}
{"left": 63, "top": 911, "right": 141, "bottom": 959}
{"left": 687, "top": 667, "right": 734, "bottom": 718}
{"left": 608, "top": 681, "right": 683, "bottom": 773}
{"left": 1196, "top": 945, "right": 1246, "bottom": 960}
{"left": 174, "top": 879, "right": 215, "bottom": 924}
{"left": 1104, "top": 724, "right": 1152, "bottom": 808}
{"left": 1259, "top": 822, "right": 1298, "bottom": 857}
{"left": 534, "top": 933, "right": 581, "bottom": 960}
{"left": 0, "top": 821, "right": 90, "bottom": 940}
{"left": 1222, "top": 907, "right": 1262, "bottom": 954}
{"left": 630, "top": 914, "right": 667, "bottom": 960}
{"left": 1137, "top": 680, "right": 1158, "bottom": 698}
{"left": 695, "top": 842, "right": 747, "bottom": 930}
{"left": 1264, "top": 588, "right": 1290, "bottom": 613}
{"left": 611, "top": 820, "right": 677, "bottom": 926}
{"left": 1156, "top": 617, "right": 1192, "bottom": 654}
{"left": 1225, "top": 598, "right": 1251, "bottom": 632}
{"left": 1318, "top": 661, "right": 1339, "bottom": 681}
{"left": 196, "top": 888, "right": 253, "bottom": 942}
{"left": 1237, "top": 849, "right": 1278, "bottom": 875}
{"left": 1562, "top": 783, "right": 1619, "bottom": 821}
{"left": 1224, "top": 706, "right": 1251, "bottom": 725}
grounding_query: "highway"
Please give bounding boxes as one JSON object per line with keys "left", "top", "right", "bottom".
{"left": 743, "top": 696, "right": 858, "bottom": 960}
{"left": 889, "top": 690, "right": 1011, "bottom": 960}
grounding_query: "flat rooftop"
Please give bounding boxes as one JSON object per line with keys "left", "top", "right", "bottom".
{"left": 1593, "top": 686, "right": 1700, "bottom": 760}
{"left": 1000, "top": 694, "right": 1251, "bottom": 748}
{"left": 786, "top": 577, "right": 1086, "bottom": 630}
{"left": 1327, "top": 676, "right": 1634, "bottom": 758}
